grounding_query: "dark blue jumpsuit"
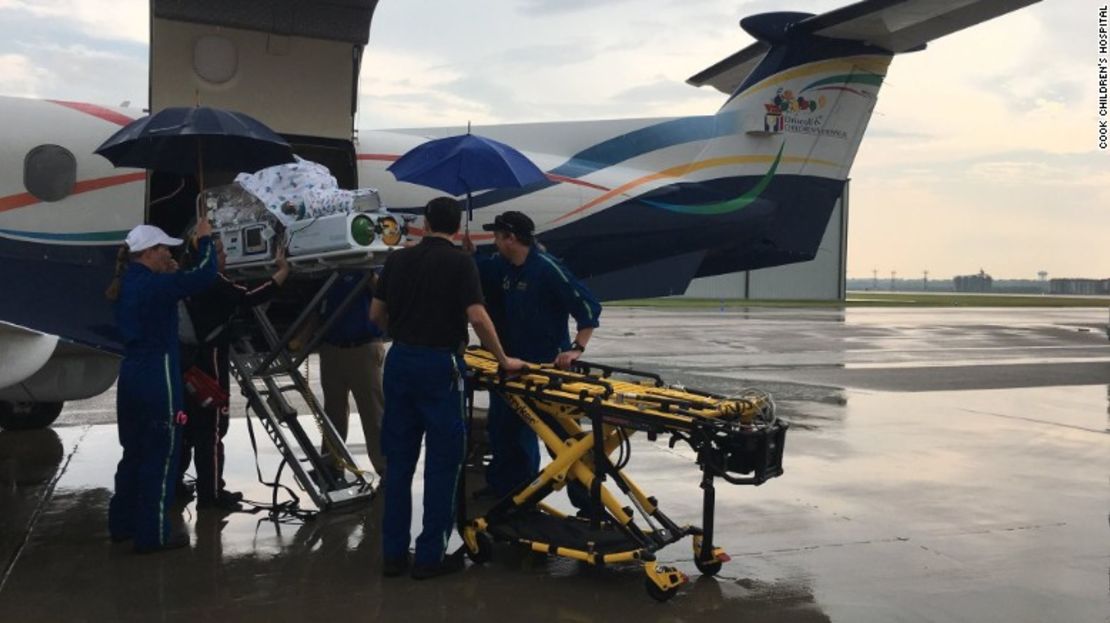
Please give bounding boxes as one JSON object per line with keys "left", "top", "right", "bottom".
{"left": 109, "top": 237, "right": 217, "bottom": 549}
{"left": 475, "top": 248, "right": 601, "bottom": 496}
{"left": 179, "top": 274, "right": 279, "bottom": 505}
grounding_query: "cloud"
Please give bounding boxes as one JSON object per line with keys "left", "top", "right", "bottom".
{"left": 8, "top": 42, "right": 145, "bottom": 107}
{"left": 0, "top": 53, "right": 47, "bottom": 97}
{"left": 496, "top": 42, "right": 597, "bottom": 68}
{"left": 518, "top": 0, "right": 632, "bottom": 16}
{"left": 0, "top": 0, "right": 147, "bottom": 43}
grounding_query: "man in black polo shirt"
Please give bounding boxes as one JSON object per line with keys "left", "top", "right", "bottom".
{"left": 370, "top": 196, "right": 523, "bottom": 580}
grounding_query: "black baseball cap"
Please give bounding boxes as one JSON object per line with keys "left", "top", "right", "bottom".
{"left": 482, "top": 211, "right": 535, "bottom": 238}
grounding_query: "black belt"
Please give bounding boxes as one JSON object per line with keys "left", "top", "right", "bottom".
{"left": 325, "top": 337, "right": 377, "bottom": 348}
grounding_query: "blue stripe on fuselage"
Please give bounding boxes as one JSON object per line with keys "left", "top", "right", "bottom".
{"left": 436, "top": 114, "right": 744, "bottom": 213}
{"left": 0, "top": 229, "right": 130, "bottom": 243}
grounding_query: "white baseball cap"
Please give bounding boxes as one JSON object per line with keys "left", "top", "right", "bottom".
{"left": 125, "top": 224, "right": 183, "bottom": 252}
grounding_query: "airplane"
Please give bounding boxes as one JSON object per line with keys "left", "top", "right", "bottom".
{"left": 0, "top": 0, "right": 1041, "bottom": 430}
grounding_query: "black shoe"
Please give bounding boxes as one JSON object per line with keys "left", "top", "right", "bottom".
{"left": 471, "top": 486, "right": 498, "bottom": 501}
{"left": 222, "top": 489, "right": 244, "bottom": 503}
{"left": 411, "top": 550, "right": 466, "bottom": 580}
{"left": 134, "top": 531, "right": 189, "bottom": 554}
{"left": 109, "top": 533, "right": 133, "bottom": 544}
{"left": 197, "top": 490, "right": 243, "bottom": 513}
{"left": 175, "top": 481, "right": 195, "bottom": 502}
{"left": 382, "top": 554, "right": 411, "bottom": 577}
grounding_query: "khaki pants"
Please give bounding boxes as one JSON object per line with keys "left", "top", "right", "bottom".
{"left": 319, "top": 341, "right": 386, "bottom": 474}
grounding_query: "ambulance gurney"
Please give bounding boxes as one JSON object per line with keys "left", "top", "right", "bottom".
{"left": 461, "top": 348, "right": 788, "bottom": 602}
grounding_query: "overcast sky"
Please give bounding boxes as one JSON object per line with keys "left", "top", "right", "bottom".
{"left": 0, "top": 0, "right": 1104, "bottom": 279}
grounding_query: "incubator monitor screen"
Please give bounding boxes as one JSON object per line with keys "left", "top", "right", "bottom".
{"left": 244, "top": 226, "right": 266, "bottom": 254}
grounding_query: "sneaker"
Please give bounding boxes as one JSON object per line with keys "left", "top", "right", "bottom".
{"left": 411, "top": 550, "right": 466, "bottom": 580}
{"left": 382, "top": 554, "right": 411, "bottom": 577}
{"left": 134, "top": 531, "right": 189, "bottom": 554}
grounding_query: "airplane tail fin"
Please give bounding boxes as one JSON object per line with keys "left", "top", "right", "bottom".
{"left": 657, "top": 0, "right": 1038, "bottom": 281}
{"left": 689, "top": 0, "right": 1041, "bottom": 96}
{"left": 684, "top": 0, "right": 1038, "bottom": 183}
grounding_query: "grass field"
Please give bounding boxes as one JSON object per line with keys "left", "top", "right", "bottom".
{"left": 609, "top": 291, "right": 1110, "bottom": 308}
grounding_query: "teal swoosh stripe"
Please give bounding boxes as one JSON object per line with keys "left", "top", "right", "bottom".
{"left": 639, "top": 144, "right": 785, "bottom": 215}
{"left": 801, "top": 73, "right": 884, "bottom": 93}
{"left": 0, "top": 228, "right": 129, "bottom": 242}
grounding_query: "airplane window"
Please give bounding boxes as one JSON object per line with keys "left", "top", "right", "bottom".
{"left": 23, "top": 144, "right": 77, "bottom": 202}
{"left": 194, "top": 35, "right": 237, "bottom": 84}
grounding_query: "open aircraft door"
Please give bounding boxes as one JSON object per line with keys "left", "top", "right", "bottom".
{"left": 148, "top": 0, "right": 378, "bottom": 202}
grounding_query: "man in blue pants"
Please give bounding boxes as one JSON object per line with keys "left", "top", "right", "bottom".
{"left": 371, "top": 197, "right": 523, "bottom": 579}
{"left": 105, "top": 220, "right": 217, "bottom": 553}
{"left": 464, "top": 211, "right": 602, "bottom": 499}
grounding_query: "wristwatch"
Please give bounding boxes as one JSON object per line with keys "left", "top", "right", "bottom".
{"left": 569, "top": 340, "right": 586, "bottom": 353}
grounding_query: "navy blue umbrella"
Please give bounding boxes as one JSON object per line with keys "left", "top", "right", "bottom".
{"left": 94, "top": 106, "right": 294, "bottom": 188}
{"left": 387, "top": 132, "right": 547, "bottom": 224}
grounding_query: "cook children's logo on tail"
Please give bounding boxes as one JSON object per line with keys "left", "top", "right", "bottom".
{"left": 765, "top": 87, "right": 833, "bottom": 134}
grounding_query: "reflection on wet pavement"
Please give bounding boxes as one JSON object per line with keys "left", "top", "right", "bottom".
{"left": 1, "top": 307, "right": 1108, "bottom": 621}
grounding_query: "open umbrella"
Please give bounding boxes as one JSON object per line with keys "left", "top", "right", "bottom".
{"left": 94, "top": 106, "right": 295, "bottom": 190}
{"left": 386, "top": 132, "right": 547, "bottom": 227}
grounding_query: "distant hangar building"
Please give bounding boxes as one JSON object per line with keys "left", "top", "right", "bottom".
{"left": 954, "top": 270, "right": 993, "bottom": 293}
{"left": 1049, "top": 278, "right": 1110, "bottom": 295}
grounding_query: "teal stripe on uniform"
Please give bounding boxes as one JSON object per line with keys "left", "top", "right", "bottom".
{"left": 538, "top": 253, "right": 594, "bottom": 321}
{"left": 158, "top": 354, "right": 174, "bottom": 545}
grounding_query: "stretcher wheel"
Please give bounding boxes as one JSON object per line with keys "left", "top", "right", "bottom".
{"left": 695, "top": 558, "right": 722, "bottom": 576}
{"left": 645, "top": 577, "right": 679, "bottom": 602}
{"left": 466, "top": 532, "right": 494, "bottom": 564}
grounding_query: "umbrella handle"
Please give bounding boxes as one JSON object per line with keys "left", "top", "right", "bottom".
{"left": 195, "top": 193, "right": 207, "bottom": 221}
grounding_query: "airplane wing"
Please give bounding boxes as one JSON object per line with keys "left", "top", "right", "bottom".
{"left": 687, "top": 0, "right": 1041, "bottom": 94}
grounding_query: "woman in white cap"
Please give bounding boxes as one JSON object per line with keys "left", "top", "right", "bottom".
{"left": 104, "top": 218, "right": 217, "bottom": 553}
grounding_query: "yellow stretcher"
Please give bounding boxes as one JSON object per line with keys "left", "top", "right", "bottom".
{"left": 460, "top": 348, "right": 788, "bottom": 602}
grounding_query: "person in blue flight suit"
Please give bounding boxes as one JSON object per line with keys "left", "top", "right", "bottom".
{"left": 371, "top": 197, "right": 524, "bottom": 580}
{"left": 178, "top": 240, "right": 289, "bottom": 512}
{"left": 104, "top": 220, "right": 217, "bottom": 553}
{"left": 464, "top": 211, "right": 602, "bottom": 498}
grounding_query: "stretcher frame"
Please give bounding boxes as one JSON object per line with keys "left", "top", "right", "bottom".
{"left": 460, "top": 348, "right": 788, "bottom": 602}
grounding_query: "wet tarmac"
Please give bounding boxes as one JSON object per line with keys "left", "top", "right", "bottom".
{"left": 1, "top": 307, "right": 1107, "bottom": 621}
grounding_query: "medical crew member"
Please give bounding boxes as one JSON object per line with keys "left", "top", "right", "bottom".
{"left": 317, "top": 270, "right": 386, "bottom": 476}
{"left": 179, "top": 241, "right": 289, "bottom": 512}
{"left": 370, "top": 197, "right": 524, "bottom": 580}
{"left": 464, "top": 211, "right": 602, "bottom": 497}
{"left": 105, "top": 221, "right": 217, "bottom": 553}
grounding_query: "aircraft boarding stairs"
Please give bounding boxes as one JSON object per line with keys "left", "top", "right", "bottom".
{"left": 224, "top": 269, "right": 378, "bottom": 513}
